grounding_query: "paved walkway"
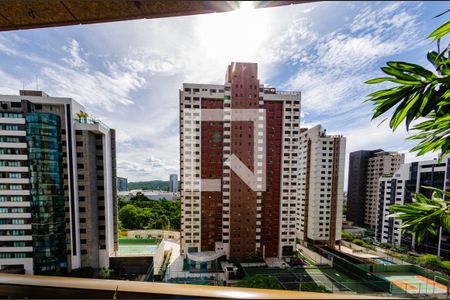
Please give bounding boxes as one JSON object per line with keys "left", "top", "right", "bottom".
{"left": 297, "top": 244, "right": 331, "bottom": 266}
{"left": 264, "top": 257, "right": 288, "bottom": 268}
{"left": 340, "top": 245, "right": 378, "bottom": 259}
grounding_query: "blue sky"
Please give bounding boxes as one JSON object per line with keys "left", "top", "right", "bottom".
{"left": 0, "top": 1, "right": 448, "bottom": 184}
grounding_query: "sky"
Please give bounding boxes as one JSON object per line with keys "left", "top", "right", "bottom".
{"left": 0, "top": 1, "right": 448, "bottom": 187}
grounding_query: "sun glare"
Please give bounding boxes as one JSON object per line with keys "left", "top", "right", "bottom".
{"left": 196, "top": 1, "right": 270, "bottom": 65}
{"left": 239, "top": 1, "right": 255, "bottom": 11}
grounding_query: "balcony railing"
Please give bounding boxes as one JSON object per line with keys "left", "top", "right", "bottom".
{"left": 0, "top": 273, "right": 386, "bottom": 299}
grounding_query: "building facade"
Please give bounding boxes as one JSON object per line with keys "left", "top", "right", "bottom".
{"left": 297, "top": 125, "right": 345, "bottom": 245}
{"left": 378, "top": 156, "right": 450, "bottom": 258}
{"left": 169, "top": 174, "right": 178, "bottom": 193}
{"left": 347, "top": 150, "right": 403, "bottom": 227}
{"left": 0, "top": 91, "right": 118, "bottom": 274}
{"left": 117, "top": 177, "right": 128, "bottom": 192}
{"left": 180, "top": 62, "right": 301, "bottom": 264}
{"left": 364, "top": 151, "right": 404, "bottom": 227}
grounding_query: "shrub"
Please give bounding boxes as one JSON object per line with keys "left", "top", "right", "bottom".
{"left": 379, "top": 242, "right": 393, "bottom": 249}
{"left": 353, "top": 239, "right": 364, "bottom": 246}
{"left": 237, "top": 275, "right": 283, "bottom": 290}
{"left": 300, "top": 282, "right": 330, "bottom": 293}
{"left": 342, "top": 230, "right": 356, "bottom": 242}
{"left": 417, "top": 254, "right": 442, "bottom": 271}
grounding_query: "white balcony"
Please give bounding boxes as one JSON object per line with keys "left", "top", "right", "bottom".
{"left": 0, "top": 142, "right": 27, "bottom": 149}
{"left": 0, "top": 118, "right": 25, "bottom": 124}
{"left": 0, "top": 246, "right": 33, "bottom": 252}
{"left": 0, "top": 213, "right": 31, "bottom": 219}
{"left": 0, "top": 130, "right": 26, "bottom": 136}
{"left": 0, "top": 202, "right": 30, "bottom": 207}
{"left": 0, "top": 190, "right": 30, "bottom": 196}
{"left": 0, "top": 167, "right": 28, "bottom": 172}
{"left": 0, "top": 178, "right": 29, "bottom": 184}
{"left": 0, "top": 235, "right": 32, "bottom": 241}
{"left": 0, "top": 154, "right": 28, "bottom": 160}
{"left": 0, "top": 224, "right": 32, "bottom": 230}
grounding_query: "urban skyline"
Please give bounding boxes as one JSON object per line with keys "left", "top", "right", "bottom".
{"left": 0, "top": 1, "right": 450, "bottom": 297}
{"left": 0, "top": 1, "right": 447, "bottom": 183}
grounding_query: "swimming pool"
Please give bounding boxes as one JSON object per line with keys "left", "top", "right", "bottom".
{"left": 373, "top": 258, "right": 395, "bottom": 265}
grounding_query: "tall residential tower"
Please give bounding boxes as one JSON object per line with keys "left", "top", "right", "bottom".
{"left": 347, "top": 150, "right": 403, "bottom": 227}
{"left": 0, "top": 91, "right": 118, "bottom": 274}
{"left": 180, "top": 62, "right": 301, "bottom": 267}
{"left": 297, "top": 125, "right": 346, "bottom": 245}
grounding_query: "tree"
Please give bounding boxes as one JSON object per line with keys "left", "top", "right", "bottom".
{"left": 118, "top": 196, "right": 127, "bottom": 210}
{"left": 365, "top": 15, "right": 450, "bottom": 158}
{"left": 75, "top": 111, "right": 89, "bottom": 120}
{"left": 237, "top": 275, "right": 283, "bottom": 290}
{"left": 342, "top": 230, "right": 356, "bottom": 242}
{"left": 365, "top": 14, "right": 450, "bottom": 240}
{"left": 389, "top": 187, "right": 450, "bottom": 242}
{"left": 118, "top": 204, "right": 143, "bottom": 229}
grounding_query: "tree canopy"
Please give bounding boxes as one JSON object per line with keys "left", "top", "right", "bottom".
{"left": 118, "top": 192, "right": 180, "bottom": 230}
{"left": 365, "top": 13, "right": 450, "bottom": 241}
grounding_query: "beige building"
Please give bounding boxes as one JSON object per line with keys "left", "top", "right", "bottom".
{"left": 364, "top": 151, "right": 404, "bottom": 227}
{"left": 297, "top": 125, "right": 346, "bottom": 245}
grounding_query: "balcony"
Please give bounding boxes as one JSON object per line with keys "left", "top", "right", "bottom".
{"left": 0, "top": 273, "right": 386, "bottom": 299}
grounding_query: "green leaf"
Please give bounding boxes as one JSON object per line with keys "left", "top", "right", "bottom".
{"left": 428, "top": 20, "right": 450, "bottom": 41}
{"left": 365, "top": 77, "right": 395, "bottom": 84}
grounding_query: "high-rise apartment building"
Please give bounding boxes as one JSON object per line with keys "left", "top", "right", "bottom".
{"left": 297, "top": 125, "right": 345, "bottom": 245}
{"left": 347, "top": 150, "right": 381, "bottom": 225}
{"left": 347, "top": 150, "right": 403, "bottom": 227}
{"left": 378, "top": 156, "right": 450, "bottom": 258}
{"left": 169, "top": 174, "right": 178, "bottom": 193}
{"left": 117, "top": 177, "right": 128, "bottom": 192}
{"left": 180, "top": 62, "right": 300, "bottom": 266}
{"left": 0, "top": 91, "right": 118, "bottom": 275}
{"left": 364, "top": 151, "right": 404, "bottom": 227}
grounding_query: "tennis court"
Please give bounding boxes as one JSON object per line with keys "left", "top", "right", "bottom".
{"left": 243, "top": 266, "right": 378, "bottom": 293}
{"left": 377, "top": 273, "right": 448, "bottom": 295}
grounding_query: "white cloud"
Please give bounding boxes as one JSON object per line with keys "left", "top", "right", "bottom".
{"left": 283, "top": 2, "right": 421, "bottom": 115}
{"left": 62, "top": 39, "right": 88, "bottom": 69}
{"left": 0, "top": 1, "right": 432, "bottom": 182}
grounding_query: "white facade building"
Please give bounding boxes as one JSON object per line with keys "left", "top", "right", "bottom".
{"left": 378, "top": 156, "right": 450, "bottom": 250}
{"left": 297, "top": 125, "right": 346, "bottom": 245}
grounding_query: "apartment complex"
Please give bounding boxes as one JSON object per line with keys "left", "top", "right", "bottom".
{"left": 180, "top": 62, "right": 301, "bottom": 265}
{"left": 364, "top": 151, "right": 404, "bottom": 227}
{"left": 0, "top": 91, "right": 118, "bottom": 274}
{"left": 347, "top": 150, "right": 403, "bottom": 227}
{"left": 378, "top": 156, "right": 450, "bottom": 258}
{"left": 169, "top": 174, "right": 178, "bottom": 193}
{"left": 297, "top": 125, "right": 345, "bottom": 245}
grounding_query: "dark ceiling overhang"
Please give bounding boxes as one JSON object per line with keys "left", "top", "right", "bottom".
{"left": 0, "top": 1, "right": 311, "bottom": 32}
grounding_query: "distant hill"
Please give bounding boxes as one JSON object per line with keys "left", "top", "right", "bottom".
{"left": 128, "top": 180, "right": 169, "bottom": 191}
